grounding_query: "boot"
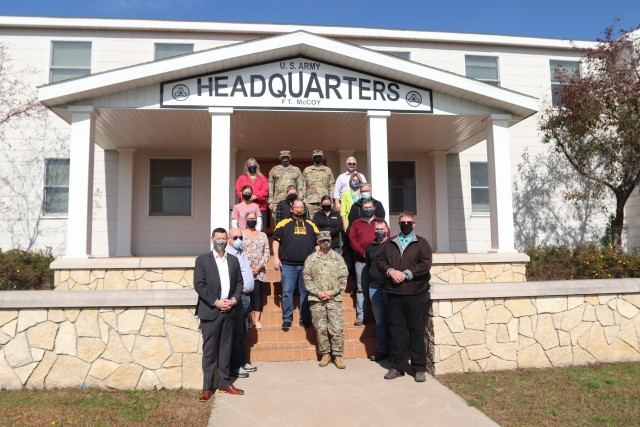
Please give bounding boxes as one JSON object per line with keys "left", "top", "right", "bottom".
{"left": 319, "top": 354, "right": 331, "bottom": 367}
{"left": 333, "top": 355, "right": 346, "bottom": 369}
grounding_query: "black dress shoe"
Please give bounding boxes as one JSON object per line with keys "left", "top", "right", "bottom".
{"left": 369, "top": 353, "right": 388, "bottom": 362}
{"left": 282, "top": 321, "right": 292, "bottom": 330}
{"left": 299, "top": 320, "right": 312, "bottom": 328}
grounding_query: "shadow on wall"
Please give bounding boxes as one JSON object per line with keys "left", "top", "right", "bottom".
{"left": 446, "top": 153, "right": 468, "bottom": 253}
{"left": 512, "top": 148, "right": 607, "bottom": 250}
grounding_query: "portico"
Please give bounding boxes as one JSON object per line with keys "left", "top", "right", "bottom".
{"left": 38, "top": 30, "right": 538, "bottom": 267}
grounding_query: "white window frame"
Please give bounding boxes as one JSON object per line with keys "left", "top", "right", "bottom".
{"left": 388, "top": 160, "right": 417, "bottom": 215}
{"left": 549, "top": 60, "right": 580, "bottom": 106}
{"left": 49, "top": 41, "right": 92, "bottom": 83}
{"left": 465, "top": 55, "right": 500, "bottom": 86}
{"left": 148, "top": 158, "right": 193, "bottom": 217}
{"left": 469, "top": 161, "right": 489, "bottom": 216}
{"left": 43, "top": 158, "right": 70, "bottom": 217}
{"left": 154, "top": 43, "right": 194, "bottom": 60}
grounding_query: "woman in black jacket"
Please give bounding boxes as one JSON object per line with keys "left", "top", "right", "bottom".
{"left": 311, "top": 195, "right": 343, "bottom": 252}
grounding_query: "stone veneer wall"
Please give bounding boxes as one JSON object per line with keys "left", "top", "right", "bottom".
{"left": 0, "top": 290, "right": 203, "bottom": 390}
{"left": 428, "top": 279, "right": 640, "bottom": 375}
{"left": 54, "top": 269, "right": 193, "bottom": 290}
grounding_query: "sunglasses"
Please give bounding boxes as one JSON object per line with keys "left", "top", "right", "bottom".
{"left": 399, "top": 221, "right": 414, "bottom": 225}
{"left": 347, "top": 163, "right": 356, "bottom": 166}
{"left": 230, "top": 236, "right": 243, "bottom": 241}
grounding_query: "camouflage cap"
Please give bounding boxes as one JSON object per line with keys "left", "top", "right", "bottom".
{"left": 312, "top": 150, "right": 324, "bottom": 157}
{"left": 317, "top": 230, "right": 331, "bottom": 241}
{"left": 279, "top": 150, "right": 291, "bottom": 158}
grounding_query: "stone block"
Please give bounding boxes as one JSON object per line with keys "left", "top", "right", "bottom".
{"left": 147, "top": 308, "right": 165, "bottom": 319}
{"left": 595, "top": 305, "right": 615, "bottom": 326}
{"left": 466, "top": 345, "right": 491, "bottom": 361}
{"left": 617, "top": 320, "right": 639, "bottom": 352}
{"left": 26, "top": 321, "right": 58, "bottom": 350}
{"left": 573, "top": 346, "right": 597, "bottom": 365}
{"left": 54, "top": 322, "right": 77, "bottom": 356}
{"left": 598, "top": 294, "right": 615, "bottom": 305}
{"left": 460, "top": 300, "right": 486, "bottom": 330}
{"left": 76, "top": 309, "right": 101, "bottom": 337}
{"left": 164, "top": 353, "right": 182, "bottom": 368}
{"left": 65, "top": 309, "right": 80, "bottom": 322}
{"left": 0, "top": 349, "right": 23, "bottom": 389}
{"left": 583, "top": 304, "right": 597, "bottom": 321}
{"left": 434, "top": 353, "right": 463, "bottom": 375}
{"left": 1, "top": 319, "right": 17, "bottom": 338}
{"left": 437, "top": 301, "right": 453, "bottom": 318}
{"left": 463, "top": 271, "right": 487, "bottom": 283}
{"left": 585, "top": 323, "right": 610, "bottom": 361}
{"left": 182, "top": 353, "right": 203, "bottom": 389}
{"left": 558, "top": 330, "right": 571, "bottom": 346}
{"left": 482, "top": 264, "right": 504, "bottom": 279}
{"left": 560, "top": 305, "right": 585, "bottom": 332}
{"left": 17, "top": 310, "right": 48, "bottom": 333}
{"left": 102, "top": 329, "right": 133, "bottom": 363}
{"left": 459, "top": 349, "right": 482, "bottom": 372}
{"left": 489, "top": 342, "right": 517, "bottom": 361}
{"left": 536, "top": 296, "right": 567, "bottom": 314}
{"left": 157, "top": 367, "right": 182, "bottom": 389}
{"left": 622, "top": 294, "right": 640, "bottom": 309}
{"left": 4, "top": 332, "right": 33, "bottom": 368}
{"left": 0, "top": 330, "right": 9, "bottom": 345}
{"left": 484, "top": 357, "right": 517, "bottom": 371}
{"left": 567, "top": 296, "right": 584, "bottom": 310}
{"left": 432, "top": 317, "right": 457, "bottom": 346}
{"left": 132, "top": 336, "right": 172, "bottom": 369}
{"left": 15, "top": 362, "right": 38, "bottom": 385}
{"left": 484, "top": 300, "right": 494, "bottom": 309}
{"left": 496, "top": 324, "right": 510, "bottom": 343}
{"left": 0, "top": 311, "right": 18, "bottom": 327}
{"left": 88, "top": 359, "right": 120, "bottom": 380}
{"left": 534, "top": 314, "right": 559, "bottom": 350}
{"left": 447, "top": 268, "right": 463, "bottom": 284}
{"left": 512, "top": 264, "right": 527, "bottom": 275}
{"left": 547, "top": 346, "right": 573, "bottom": 367}
{"left": 46, "top": 356, "right": 90, "bottom": 388}
{"left": 504, "top": 298, "right": 536, "bottom": 318}
{"left": 454, "top": 330, "right": 484, "bottom": 346}
{"left": 445, "top": 313, "right": 465, "bottom": 333}
{"left": 165, "top": 308, "right": 199, "bottom": 330}
{"left": 25, "top": 351, "right": 57, "bottom": 389}
{"left": 138, "top": 369, "right": 163, "bottom": 390}
{"left": 517, "top": 336, "right": 536, "bottom": 351}
{"left": 48, "top": 309, "right": 66, "bottom": 323}
{"left": 518, "top": 343, "right": 551, "bottom": 368}
{"left": 486, "top": 305, "right": 512, "bottom": 324}
{"left": 77, "top": 337, "right": 106, "bottom": 362}
{"left": 117, "top": 308, "right": 146, "bottom": 334}
{"left": 617, "top": 300, "right": 640, "bottom": 319}
{"left": 163, "top": 269, "right": 185, "bottom": 284}
{"left": 104, "top": 271, "right": 128, "bottom": 290}
{"left": 100, "top": 311, "right": 117, "bottom": 331}
{"left": 69, "top": 270, "right": 91, "bottom": 286}
{"left": 140, "top": 314, "right": 166, "bottom": 337}
{"left": 585, "top": 295, "right": 599, "bottom": 305}
{"left": 105, "top": 363, "right": 143, "bottom": 390}
{"left": 143, "top": 271, "right": 163, "bottom": 282}
{"left": 552, "top": 313, "right": 563, "bottom": 329}
{"left": 494, "top": 271, "right": 515, "bottom": 283}
{"left": 438, "top": 345, "right": 463, "bottom": 361}
{"left": 606, "top": 339, "right": 640, "bottom": 363}
{"left": 122, "top": 335, "right": 135, "bottom": 352}
{"left": 30, "top": 347, "right": 44, "bottom": 362}
{"left": 507, "top": 318, "right": 518, "bottom": 342}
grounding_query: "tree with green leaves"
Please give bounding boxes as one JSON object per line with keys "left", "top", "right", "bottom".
{"left": 540, "top": 24, "right": 640, "bottom": 251}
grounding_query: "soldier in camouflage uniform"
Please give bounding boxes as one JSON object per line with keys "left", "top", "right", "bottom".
{"left": 268, "top": 150, "right": 305, "bottom": 216}
{"left": 303, "top": 230, "right": 349, "bottom": 369}
{"left": 303, "top": 150, "right": 335, "bottom": 217}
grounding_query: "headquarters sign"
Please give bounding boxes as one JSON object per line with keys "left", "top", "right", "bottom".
{"left": 161, "top": 57, "right": 432, "bottom": 113}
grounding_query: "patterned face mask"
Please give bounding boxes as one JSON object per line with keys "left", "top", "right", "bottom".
{"left": 292, "top": 209, "right": 305, "bottom": 217}
{"left": 319, "top": 241, "right": 331, "bottom": 250}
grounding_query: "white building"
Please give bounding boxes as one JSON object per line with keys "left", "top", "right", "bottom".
{"left": 0, "top": 16, "right": 637, "bottom": 266}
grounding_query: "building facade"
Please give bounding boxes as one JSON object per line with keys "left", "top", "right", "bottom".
{"left": 0, "top": 16, "right": 637, "bottom": 261}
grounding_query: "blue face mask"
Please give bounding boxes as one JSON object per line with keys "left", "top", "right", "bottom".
{"left": 246, "top": 219, "right": 257, "bottom": 229}
{"left": 248, "top": 166, "right": 257, "bottom": 173}
{"left": 362, "top": 208, "right": 375, "bottom": 217}
{"left": 374, "top": 230, "right": 387, "bottom": 240}
{"left": 350, "top": 181, "right": 360, "bottom": 189}
{"left": 233, "top": 238, "right": 243, "bottom": 250}
{"left": 361, "top": 191, "right": 371, "bottom": 200}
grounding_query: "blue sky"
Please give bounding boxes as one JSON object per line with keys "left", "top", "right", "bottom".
{"left": 1, "top": 0, "right": 638, "bottom": 41}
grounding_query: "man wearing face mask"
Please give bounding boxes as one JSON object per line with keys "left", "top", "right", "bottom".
{"left": 376, "top": 212, "right": 432, "bottom": 383}
{"left": 348, "top": 199, "right": 380, "bottom": 326}
{"left": 268, "top": 150, "right": 304, "bottom": 217}
{"left": 272, "top": 199, "right": 319, "bottom": 330}
{"left": 303, "top": 150, "right": 335, "bottom": 217}
{"left": 274, "top": 185, "right": 310, "bottom": 223}
{"left": 303, "top": 231, "right": 349, "bottom": 369}
{"left": 347, "top": 183, "right": 386, "bottom": 226}
{"left": 226, "top": 228, "right": 256, "bottom": 379}
{"left": 194, "top": 228, "right": 244, "bottom": 400}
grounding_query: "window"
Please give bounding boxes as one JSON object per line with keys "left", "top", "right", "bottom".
{"left": 149, "top": 159, "right": 192, "bottom": 216}
{"left": 470, "top": 162, "right": 489, "bottom": 214}
{"left": 550, "top": 60, "right": 580, "bottom": 106}
{"left": 43, "top": 159, "right": 70, "bottom": 216}
{"left": 376, "top": 51, "right": 411, "bottom": 60}
{"left": 465, "top": 55, "right": 500, "bottom": 86}
{"left": 388, "top": 161, "right": 416, "bottom": 215}
{"left": 50, "top": 41, "right": 91, "bottom": 83}
{"left": 154, "top": 43, "right": 194, "bottom": 60}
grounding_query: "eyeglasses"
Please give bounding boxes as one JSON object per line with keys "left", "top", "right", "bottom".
{"left": 399, "top": 221, "right": 414, "bottom": 225}
{"left": 230, "top": 236, "right": 243, "bottom": 241}
{"left": 347, "top": 163, "right": 356, "bottom": 166}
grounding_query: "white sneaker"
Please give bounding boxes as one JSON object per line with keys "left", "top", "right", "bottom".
{"left": 231, "top": 367, "right": 249, "bottom": 378}
{"left": 243, "top": 363, "right": 257, "bottom": 372}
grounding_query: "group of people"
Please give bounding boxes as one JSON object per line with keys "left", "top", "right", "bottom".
{"left": 194, "top": 151, "right": 433, "bottom": 401}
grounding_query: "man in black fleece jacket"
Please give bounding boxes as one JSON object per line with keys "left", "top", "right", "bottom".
{"left": 376, "top": 211, "right": 432, "bottom": 383}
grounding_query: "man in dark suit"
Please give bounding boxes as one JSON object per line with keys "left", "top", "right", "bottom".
{"left": 195, "top": 227, "right": 244, "bottom": 401}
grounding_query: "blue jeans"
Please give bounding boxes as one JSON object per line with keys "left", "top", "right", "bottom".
{"left": 230, "top": 294, "right": 251, "bottom": 370}
{"left": 355, "top": 261, "right": 370, "bottom": 321}
{"left": 281, "top": 264, "right": 310, "bottom": 324}
{"left": 369, "top": 287, "right": 388, "bottom": 353}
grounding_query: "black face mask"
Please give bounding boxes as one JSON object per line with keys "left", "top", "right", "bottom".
{"left": 287, "top": 193, "right": 298, "bottom": 202}
{"left": 242, "top": 194, "right": 252, "bottom": 201}
{"left": 281, "top": 158, "right": 290, "bottom": 166}
{"left": 248, "top": 165, "right": 257, "bottom": 173}
{"left": 400, "top": 223, "right": 414, "bottom": 236}
{"left": 313, "top": 156, "right": 323, "bottom": 165}
{"left": 321, "top": 204, "right": 332, "bottom": 211}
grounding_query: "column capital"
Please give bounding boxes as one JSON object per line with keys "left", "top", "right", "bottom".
{"left": 68, "top": 105, "right": 95, "bottom": 114}
{"left": 209, "top": 107, "right": 234, "bottom": 116}
{"left": 367, "top": 110, "right": 391, "bottom": 118}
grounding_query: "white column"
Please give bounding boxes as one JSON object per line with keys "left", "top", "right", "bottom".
{"left": 209, "top": 107, "right": 233, "bottom": 234}
{"left": 367, "top": 111, "right": 390, "bottom": 223}
{"left": 115, "top": 148, "right": 135, "bottom": 256}
{"left": 432, "top": 152, "right": 450, "bottom": 252}
{"left": 486, "top": 114, "right": 515, "bottom": 252}
{"left": 66, "top": 106, "right": 96, "bottom": 258}
{"left": 230, "top": 147, "right": 238, "bottom": 224}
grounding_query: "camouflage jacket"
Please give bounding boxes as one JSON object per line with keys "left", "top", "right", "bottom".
{"left": 268, "top": 165, "right": 304, "bottom": 205}
{"left": 302, "top": 165, "right": 335, "bottom": 204}
{"left": 303, "top": 249, "right": 348, "bottom": 302}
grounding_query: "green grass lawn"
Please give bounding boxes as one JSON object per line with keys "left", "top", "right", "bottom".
{"left": 0, "top": 388, "right": 211, "bottom": 426}
{"left": 438, "top": 362, "right": 640, "bottom": 427}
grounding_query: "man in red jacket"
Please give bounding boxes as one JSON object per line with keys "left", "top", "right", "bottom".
{"left": 376, "top": 211, "right": 432, "bottom": 383}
